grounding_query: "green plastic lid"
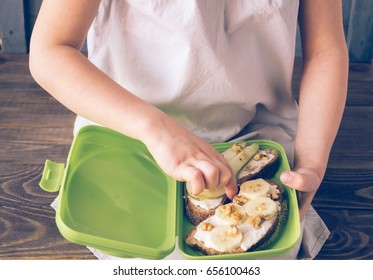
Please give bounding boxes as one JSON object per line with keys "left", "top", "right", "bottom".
{"left": 41, "top": 126, "right": 179, "bottom": 259}
{"left": 40, "top": 125, "right": 300, "bottom": 259}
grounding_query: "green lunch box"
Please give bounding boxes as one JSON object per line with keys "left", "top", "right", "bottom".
{"left": 39, "top": 125, "right": 300, "bottom": 260}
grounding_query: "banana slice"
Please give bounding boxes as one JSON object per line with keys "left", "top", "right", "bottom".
{"left": 243, "top": 197, "right": 278, "bottom": 220}
{"left": 208, "top": 225, "right": 243, "bottom": 252}
{"left": 185, "top": 181, "right": 225, "bottom": 200}
{"left": 228, "top": 144, "right": 259, "bottom": 177}
{"left": 215, "top": 203, "right": 247, "bottom": 225}
{"left": 221, "top": 142, "right": 246, "bottom": 161}
{"left": 240, "top": 179, "right": 270, "bottom": 200}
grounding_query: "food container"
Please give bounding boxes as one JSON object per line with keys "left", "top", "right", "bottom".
{"left": 39, "top": 125, "right": 300, "bottom": 260}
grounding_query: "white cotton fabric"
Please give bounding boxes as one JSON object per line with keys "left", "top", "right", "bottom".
{"left": 72, "top": 0, "right": 330, "bottom": 260}
{"left": 76, "top": 0, "right": 299, "bottom": 161}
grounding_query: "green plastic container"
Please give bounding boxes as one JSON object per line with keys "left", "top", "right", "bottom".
{"left": 40, "top": 125, "right": 300, "bottom": 259}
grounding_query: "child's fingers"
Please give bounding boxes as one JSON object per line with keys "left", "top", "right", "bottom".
{"left": 193, "top": 159, "right": 233, "bottom": 190}
{"left": 215, "top": 154, "right": 238, "bottom": 199}
{"left": 224, "top": 175, "right": 238, "bottom": 200}
{"left": 179, "top": 159, "right": 236, "bottom": 198}
{"left": 213, "top": 158, "right": 237, "bottom": 199}
{"left": 178, "top": 165, "right": 206, "bottom": 196}
{"left": 193, "top": 160, "right": 220, "bottom": 191}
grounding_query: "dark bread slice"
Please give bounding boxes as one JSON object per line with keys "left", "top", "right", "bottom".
{"left": 184, "top": 188, "right": 229, "bottom": 225}
{"left": 237, "top": 149, "right": 280, "bottom": 185}
{"left": 185, "top": 180, "right": 288, "bottom": 256}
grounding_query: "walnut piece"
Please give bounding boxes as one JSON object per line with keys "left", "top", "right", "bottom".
{"left": 231, "top": 212, "right": 243, "bottom": 221}
{"left": 247, "top": 215, "right": 262, "bottom": 228}
{"left": 233, "top": 195, "right": 248, "bottom": 205}
{"left": 271, "top": 192, "right": 279, "bottom": 200}
{"left": 253, "top": 153, "right": 262, "bottom": 161}
{"left": 221, "top": 204, "right": 234, "bottom": 215}
{"left": 201, "top": 223, "right": 214, "bottom": 231}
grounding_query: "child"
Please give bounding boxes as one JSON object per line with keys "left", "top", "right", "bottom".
{"left": 29, "top": 0, "right": 348, "bottom": 259}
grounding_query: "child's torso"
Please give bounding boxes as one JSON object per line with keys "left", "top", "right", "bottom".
{"left": 85, "top": 0, "right": 299, "bottom": 147}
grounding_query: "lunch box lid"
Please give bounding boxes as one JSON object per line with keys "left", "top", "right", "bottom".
{"left": 39, "top": 125, "right": 300, "bottom": 259}
{"left": 40, "top": 125, "right": 179, "bottom": 259}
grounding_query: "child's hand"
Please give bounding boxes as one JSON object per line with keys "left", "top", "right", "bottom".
{"left": 143, "top": 118, "right": 238, "bottom": 200}
{"left": 280, "top": 168, "right": 322, "bottom": 221}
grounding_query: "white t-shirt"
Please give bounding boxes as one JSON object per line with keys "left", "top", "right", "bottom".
{"left": 75, "top": 0, "right": 299, "bottom": 162}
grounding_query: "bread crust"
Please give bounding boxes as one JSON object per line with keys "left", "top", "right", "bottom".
{"left": 184, "top": 188, "right": 228, "bottom": 225}
{"left": 185, "top": 180, "right": 287, "bottom": 256}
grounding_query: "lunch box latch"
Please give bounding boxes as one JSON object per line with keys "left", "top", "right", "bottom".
{"left": 39, "top": 159, "right": 65, "bottom": 192}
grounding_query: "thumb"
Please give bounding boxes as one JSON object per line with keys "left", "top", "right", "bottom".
{"left": 280, "top": 170, "right": 308, "bottom": 192}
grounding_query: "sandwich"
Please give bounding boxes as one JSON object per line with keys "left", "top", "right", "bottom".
{"left": 184, "top": 142, "right": 279, "bottom": 225}
{"left": 184, "top": 143, "right": 259, "bottom": 225}
{"left": 185, "top": 179, "right": 288, "bottom": 255}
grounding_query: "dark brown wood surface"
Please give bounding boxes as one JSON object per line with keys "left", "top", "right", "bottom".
{"left": 0, "top": 54, "right": 372, "bottom": 260}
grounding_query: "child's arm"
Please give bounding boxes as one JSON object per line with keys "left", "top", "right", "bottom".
{"left": 280, "top": 0, "right": 348, "bottom": 220}
{"left": 29, "top": 0, "right": 237, "bottom": 198}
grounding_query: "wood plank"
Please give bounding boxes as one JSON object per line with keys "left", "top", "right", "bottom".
{"left": 0, "top": 127, "right": 73, "bottom": 144}
{"left": 321, "top": 107, "right": 373, "bottom": 169}
{"left": 315, "top": 208, "right": 373, "bottom": 260}
{"left": 0, "top": 141, "right": 72, "bottom": 164}
{"left": 0, "top": 54, "right": 30, "bottom": 74}
{"left": 0, "top": 165, "right": 53, "bottom": 206}
{"left": 0, "top": 163, "right": 95, "bottom": 259}
{"left": 0, "top": 0, "right": 27, "bottom": 54}
{"left": 0, "top": 90, "right": 76, "bottom": 130}
{"left": 347, "top": 0, "right": 373, "bottom": 63}
{"left": 0, "top": 55, "right": 47, "bottom": 92}
{"left": 314, "top": 168, "right": 373, "bottom": 210}
{"left": 0, "top": 205, "right": 95, "bottom": 260}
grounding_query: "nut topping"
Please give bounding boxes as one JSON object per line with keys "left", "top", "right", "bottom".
{"left": 201, "top": 223, "right": 214, "bottom": 231}
{"left": 247, "top": 215, "right": 262, "bottom": 228}
{"left": 231, "top": 212, "right": 243, "bottom": 221}
{"left": 232, "top": 143, "right": 242, "bottom": 152}
{"left": 271, "top": 192, "right": 279, "bottom": 200}
{"left": 253, "top": 153, "right": 262, "bottom": 161}
{"left": 221, "top": 204, "right": 234, "bottom": 215}
{"left": 233, "top": 195, "right": 248, "bottom": 205}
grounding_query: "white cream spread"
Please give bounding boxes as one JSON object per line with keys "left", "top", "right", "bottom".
{"left": 193, "top": 181, "right": 281, "bottom": 252}
{"left": 194, "top": 210, "right": 278, "bottom": 252}
{"left": 189, "top": 196, "right": 224, "bottom": 210}
{"left": 238, "top": 150, "right": 275, "bottom": 179}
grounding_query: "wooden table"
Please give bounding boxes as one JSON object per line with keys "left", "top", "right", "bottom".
{"left": 0, "top": 54, "right": 372, "bottom": 259}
